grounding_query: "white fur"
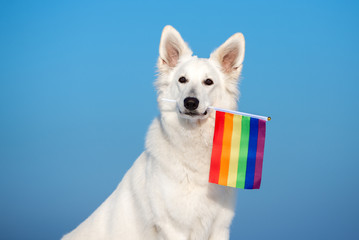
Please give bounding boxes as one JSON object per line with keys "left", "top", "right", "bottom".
{"left": 62, "top": 25, "right": 245, "bottom": 240}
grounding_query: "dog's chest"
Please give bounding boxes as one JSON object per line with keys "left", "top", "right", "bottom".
{"left": 147, "top": 118, "right": 227, "bottom": 227}
{"left": 164, "top": 177, "right": 219, "bottom": 227}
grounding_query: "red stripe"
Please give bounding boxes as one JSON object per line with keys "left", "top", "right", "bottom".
{"left": 209, "top": 111, "right": 225, "bottom": 184}
{"left": 253, "top": 119, "right": 266, "bottom": 189}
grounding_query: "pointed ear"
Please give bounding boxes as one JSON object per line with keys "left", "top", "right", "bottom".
{"left": 158, "top": 25, "right": 192, "bottom": 72}
{"left": 210, "top": 33, "right": 245, "bottom": 76}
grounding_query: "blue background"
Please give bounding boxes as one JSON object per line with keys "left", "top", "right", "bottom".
{"left": 1, "top": 0, "right": 358, "bottom": 239}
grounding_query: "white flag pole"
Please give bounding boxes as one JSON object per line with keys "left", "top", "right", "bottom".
{"left": 161, "top": 98, "right": 271, "bottom": 121}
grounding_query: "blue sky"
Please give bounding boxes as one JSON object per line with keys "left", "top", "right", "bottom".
{"left": 0, "top": 0, "right": 358, "bottom": 239}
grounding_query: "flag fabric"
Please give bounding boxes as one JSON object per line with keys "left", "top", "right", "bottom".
{"left": 209, "top": 111, "right": 266, "bottom": 189}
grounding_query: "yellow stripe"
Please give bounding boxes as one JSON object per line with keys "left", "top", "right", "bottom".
{"left": 227, "top": 115, "right": 242, "bottom": 187}
{"left": 218, "top": 113, "right": 234, "bottom": 186}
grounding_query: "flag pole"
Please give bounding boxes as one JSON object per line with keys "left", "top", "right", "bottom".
{"left": 161, "top": 98, "right": 271, "bottom": 121}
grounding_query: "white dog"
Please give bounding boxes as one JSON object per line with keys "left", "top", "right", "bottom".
{"left": 62, "top": 25, "right": 245, "bottom": 240}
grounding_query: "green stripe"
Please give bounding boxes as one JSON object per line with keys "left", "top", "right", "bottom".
{"left": 236, "top": 116, "right": 251, "bottom": 188}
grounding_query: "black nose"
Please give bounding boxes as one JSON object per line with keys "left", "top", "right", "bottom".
{"left": 184, "top": 97, "right": 199, "bottom": 111}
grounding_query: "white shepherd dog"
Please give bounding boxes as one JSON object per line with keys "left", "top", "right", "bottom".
{"left": 63, "top": 25, "right": 245, "bottom": 240}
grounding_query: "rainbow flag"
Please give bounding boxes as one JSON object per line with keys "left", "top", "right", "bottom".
{"left": 209, "top": 111, "right": 266, "bottom": 189}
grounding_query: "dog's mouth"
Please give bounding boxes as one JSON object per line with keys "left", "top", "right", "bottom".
{"left": 178, "top": 109, "right": 208, "bottom": 119}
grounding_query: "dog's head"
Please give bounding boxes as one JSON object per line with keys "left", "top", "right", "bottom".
{"left": 156, "top": 25, "right": 245, "bottom": 122}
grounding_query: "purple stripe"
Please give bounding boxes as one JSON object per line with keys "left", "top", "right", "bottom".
{"left": 253, "top": 119, "right": 266, "bottom": 189}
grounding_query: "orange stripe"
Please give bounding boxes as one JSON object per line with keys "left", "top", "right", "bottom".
{"left": 218, "top": 113, "right": 234, "bottom": 186}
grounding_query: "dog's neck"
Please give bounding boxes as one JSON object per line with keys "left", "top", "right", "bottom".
{"left": 156, "top": 112, "right": 216, "bottom": 173}
{"left": 162, "top": 111, "right": 215, "bottom": 146}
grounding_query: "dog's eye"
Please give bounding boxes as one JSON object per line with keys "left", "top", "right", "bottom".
{"left": 204, "top": 79, "right": 214, "bottom": 86}
{"left": 178, "top": 76, "right": 188, "bottom": 84}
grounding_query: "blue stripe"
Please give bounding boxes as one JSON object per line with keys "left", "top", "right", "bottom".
{"left": 245, "top": 118, "right": 258, "bottom": 189}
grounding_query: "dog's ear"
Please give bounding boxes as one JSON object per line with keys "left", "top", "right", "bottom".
{"left": 158, "top": 25, "right": 192, "bottom": 72}
{"left": 210, "top": 33, "right": 245, "bottom": 77}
